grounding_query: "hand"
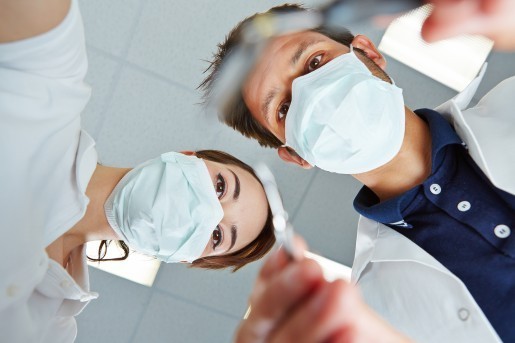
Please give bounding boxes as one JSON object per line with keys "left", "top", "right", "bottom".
{"left": 422, "top": 0, "right": 515, "bottom": 50}
{"left": 235, "top": 236, "right": 412, "bottom": 343}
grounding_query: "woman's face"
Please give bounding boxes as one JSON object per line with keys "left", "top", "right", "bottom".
{"left": 199, "top": 159, "right": 269, "bottom": 258}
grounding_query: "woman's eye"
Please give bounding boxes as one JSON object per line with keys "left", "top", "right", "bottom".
{"left": 212, "top": 226, "right": 223, "bottom": 249}
{"left": 308, "top": 54, "right": 323, "bottom": 72}
{"left": 215, "top": 173, "right": 226, "bottom": 199}
{"left": 278, "top": 101, "right": 290, "bottom": 121}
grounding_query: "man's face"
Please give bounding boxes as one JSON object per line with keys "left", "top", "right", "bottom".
{"left": 242, "top": 31, "right": 388, "bottom": 144}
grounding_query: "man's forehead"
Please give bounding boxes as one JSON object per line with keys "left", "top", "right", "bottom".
{"left": 261, "top": 30, "right": 329, "bottom": 59}
{"left": 244, "top": 31, "right": 331, "bottom": 90}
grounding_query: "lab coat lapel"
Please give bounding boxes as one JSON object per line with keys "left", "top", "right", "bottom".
{"left": 351, "top": 216, "right": 378, "bottom": 283}
{"left": 434, "top": 63, "right": 487, "bottom": 121}
{"left": 435, "top": 64, "right": 515, "bottom": 195}
{"left": 75, "top": 130, "right": 97, "bottom": 194}
{"left": 351, "top": 216, "right": 452, "bottom": 283}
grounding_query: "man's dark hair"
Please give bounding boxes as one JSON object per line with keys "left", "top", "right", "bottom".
{"left": 199, "top": 4, "right": 355, "bottom": 148}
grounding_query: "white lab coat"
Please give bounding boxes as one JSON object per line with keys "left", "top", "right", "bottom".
{"left": 0, "top": 1, "right": 99, "bottom": 342}
{"left": 351, "top": 65, "right": 515, "bottom": 343}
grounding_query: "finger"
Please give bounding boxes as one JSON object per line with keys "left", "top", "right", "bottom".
{"left": 421, "top": 0, "right": 481, "bottom": 41}
{"left": 242, "top": 258, "right": 323, "bottom": 341}
{"left": 326, "top": 289, "right": 414, "bottom": 343}
{"left": 258, "top": 235, "right": 307, "bottom": 281}
{"left": 479, "top": 0, "right": 501, "bottom": 14}
{"left": 270, "top": 279, "right": 356, "bottom": 343}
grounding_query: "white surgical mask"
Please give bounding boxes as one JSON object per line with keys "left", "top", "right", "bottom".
{"left": 285, "top": 46, "right": 405, "bottom": 174}
{"left": 104, "top": 152, "right": 223, "bottom": 263}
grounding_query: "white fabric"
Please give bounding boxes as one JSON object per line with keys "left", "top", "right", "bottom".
{"left": 0, "top": 0, "right": 98, "bottom": 342}
{"left": 351, "top": 65, "right": 515, "bottom": 342}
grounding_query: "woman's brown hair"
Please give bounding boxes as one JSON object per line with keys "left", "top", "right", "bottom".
{"left": 88, "top": 150, "right": 276, "bottom": 272}
{"left": 190, "top": 150, "right": 275, "bottom": 271}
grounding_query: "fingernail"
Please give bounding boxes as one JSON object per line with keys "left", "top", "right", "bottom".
{"left": 309, "top": 283, "right": 331, "bottom": 313}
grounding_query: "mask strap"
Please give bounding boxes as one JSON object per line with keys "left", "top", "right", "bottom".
{"left": 349, "top": 44, "right": 354, "bottom": 54}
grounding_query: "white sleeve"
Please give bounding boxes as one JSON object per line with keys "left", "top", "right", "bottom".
{"left": 0, "top": 1, "right": 89, "bottom": 341}
{"left": 0, "top": 0, "right": 88, "bottom": 81}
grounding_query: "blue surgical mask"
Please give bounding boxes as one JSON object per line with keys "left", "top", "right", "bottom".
{"left": 104, "top": 152, "right": 223, "bottom": 263}
{"left": 285, "top": 46, "right": 405, "bottom": 174}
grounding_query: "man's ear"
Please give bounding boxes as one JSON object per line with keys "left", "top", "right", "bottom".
{"left": 351, "top": 34, "right": 387, "bottom": 70}
{"left": 181, "top": 150, "right": 195, "bottom": 156}
{"left": 277, "top": 146, "right": 313, "bottom": 169}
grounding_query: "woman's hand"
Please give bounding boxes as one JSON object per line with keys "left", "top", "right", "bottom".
{"left": 235, "top": 236, "right": 412, "bottom": 343}
{"left": 422, "top": 0, "right": 515, "bottom": 50}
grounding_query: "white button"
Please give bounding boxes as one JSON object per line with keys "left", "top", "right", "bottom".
{"left": 430, "top": 184, "right": 441, "bottom": 195}
{"left": 6, "top": 285, "right": 19, "bottom": 298}
{"left": 60, "top": 280, "right": 71, "bottom": 288}
{"left": 457, "top": 201, "right": 471, "bottom": 212}
{"left": 494, "top": 224, "right": 511, "bottom": 239}
{"left": 458, "top": 308, "right": 470, "bottom": 321}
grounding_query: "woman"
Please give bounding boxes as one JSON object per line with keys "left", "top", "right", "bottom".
{"left": 0, "top": 0, "right": 274, "bottom": 342}
{"left": 61, "top": 149, "right": 275, "bottom": 272}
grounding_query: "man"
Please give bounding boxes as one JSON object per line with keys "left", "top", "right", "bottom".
{"left": 201, "top": 4, "right": 514, "bottom": 342}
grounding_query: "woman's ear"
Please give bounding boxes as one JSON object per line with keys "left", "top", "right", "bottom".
{"left": 351, "top": 34, "right": 387, "bottom": 70}
{"left": 277, "top": 147, "right": 313, "bottom": 169}
{"left": 180, "top": 150, "right": 196, "bottom": 156}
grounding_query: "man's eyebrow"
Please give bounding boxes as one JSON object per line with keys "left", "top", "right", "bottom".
{"left": 230, "top": 169, "right": 240, "bottom": 200}
{"left": 261, "top": 87, "right": 279, "bottom": 123}
{"left": 290, "top": 38, "right": 325, "bottom": 67}
{"left": 260, "top": 39, "right": 325, "bottom": 122}
{"left": 227, "top": 225, "right": 237, "bottom": 252}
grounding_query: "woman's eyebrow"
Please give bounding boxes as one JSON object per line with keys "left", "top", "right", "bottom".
{"left": 229, "top": 169, "right": 240, "bottom": 200}
{"left": 227, "top": 225, "right": 237, "bottom": 252}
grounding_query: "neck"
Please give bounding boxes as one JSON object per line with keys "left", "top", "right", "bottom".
{"left": 354, "top": 107, "right": 432, "bottom": 201}
{"left": 63, "top": 165, "right": 131, "bottom": 252}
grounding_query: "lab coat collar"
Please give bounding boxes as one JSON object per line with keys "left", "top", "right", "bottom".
{"left": 434, "top": 63, "right": 487, "bottom": 118}
{"left": 351, "top": 215, "right": 451, "bottom": 283}
{"left": 434, "top": 64, "right": 515, "bottom": 195}
{"left": 36, "top": 245, "right": 98, "bottom": 317}
{"left": 43, "top": 130, "right": 97, "bottom": 247}
{"left": 76, "top": 130, "right": 97, "bottom": 196}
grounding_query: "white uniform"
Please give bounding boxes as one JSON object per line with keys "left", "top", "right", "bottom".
{"left": 352, "top": 65, "right": 515, "bottom": 343}
{"left": 0, "top": 0, "right": 98, "bottom": 341}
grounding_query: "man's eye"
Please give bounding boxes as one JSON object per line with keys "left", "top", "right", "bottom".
{"left": 308, "top": 54, "right": 323, "bottom": 72}
{"left": 215, "top": 173, "right": 226, "bottom": 199}
{"left": 212, "top": 226, "right": 223, "bottom": 249}
{"left": 278, "top": 101, "right": 290, "bottom": 121}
